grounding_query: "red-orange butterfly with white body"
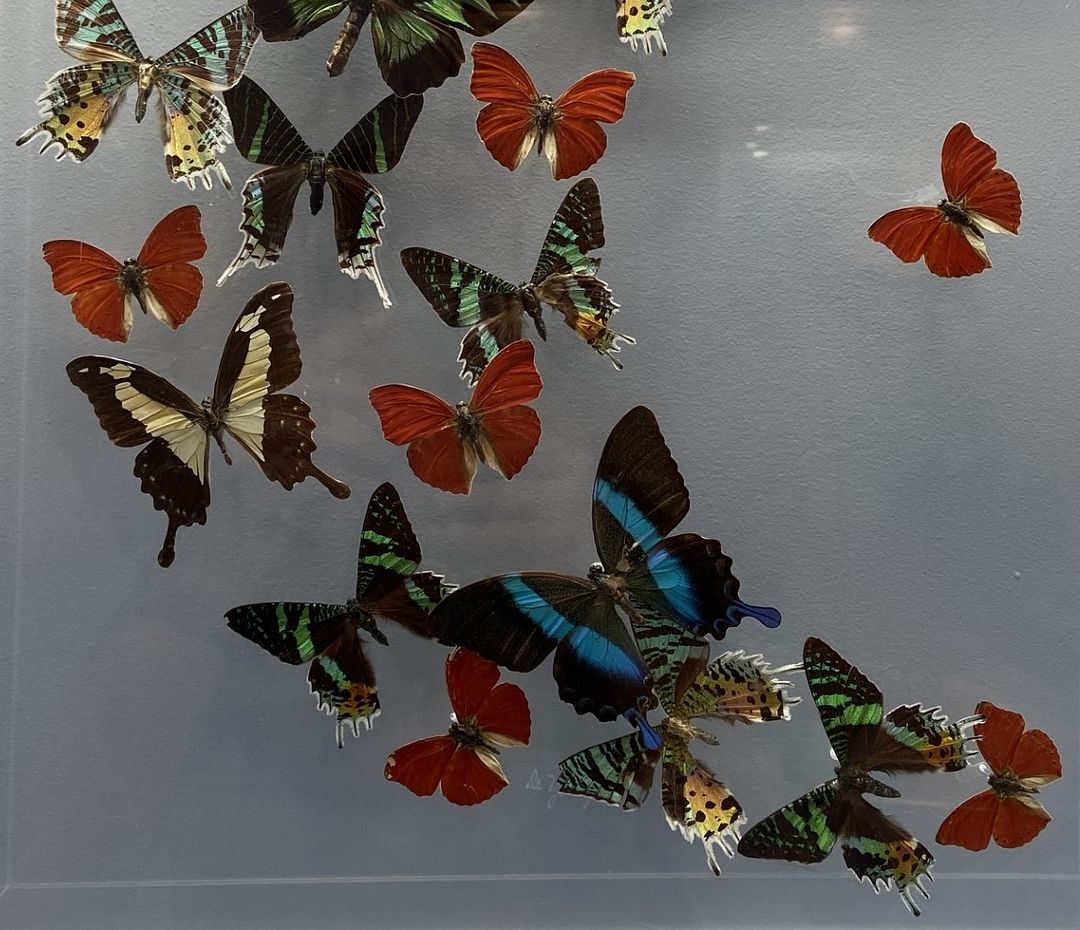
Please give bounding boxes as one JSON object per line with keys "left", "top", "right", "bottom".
{"left": 368, "top": 340, "right": 542, "bottom": 496}
{"left": 936, "top": 701, "right": 1061, "bottom": 851}
{"left": 384, "top": 647, "right": 531, "bottom": 806}
{"left": 868, "top": 123, "right": 1021, "bottom": 277}
{"left": 470, "top": 42, "right": 635, "bottom": 181}
{"left": 43, "top": 206, "right": 206, "bottom": 342}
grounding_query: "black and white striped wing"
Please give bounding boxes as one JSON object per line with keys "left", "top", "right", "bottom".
{"left": 212, "top": 282, "right": 351, "bottom": 499}
{"left": 66, "top": 356, "right": 211, "bottom": 567}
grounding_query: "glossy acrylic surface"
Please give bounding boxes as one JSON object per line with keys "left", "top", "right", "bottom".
{"left": 1, "top": 1, "right": 1077, "bottom": 927}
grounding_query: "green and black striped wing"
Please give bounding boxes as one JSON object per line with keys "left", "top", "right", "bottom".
{"left": 737, "top": 780, "right": 842, "bottom": 864}
{"left": 632, "top": 611, "right": 708, "bottom": 717}
{"left": 533, "top": 178, "right": 606, "bottom": 282}
{"left": 219, "top": 77, "right": 314, "bottom": 282}
{"left": 247, "top": 1, "right": 349, "bottom": 40}
{"left": 371, "top": 1, "right": 537, "bottom": 96}
{"left": 803, "top": 636, "right": 884, "bottom": 769}
{"left": 558, "top": 731, "right": 659, "bottom": 809}
{"left": 225, "top": 602, "right": 349, "bottom": 665}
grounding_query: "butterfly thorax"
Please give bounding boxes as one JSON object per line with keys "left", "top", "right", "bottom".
{"left": 449, "top": 717, "right": 496, "bottom": 752}
{"left": 835, "top": 765, "right": 898, "bottom": 799}
{"left": 587, "top": 562, "right": 634, "bottom": 609}
{"left": 988, "top": 770, "right": 1026, "bottom": 798}
{"left": 198, "top": 398, "right": 233, "bottom": 465}
{"left": 342, "top": 599, "right": 390, "bottom": 647}
{"left": 453, "top": 402, "right": 482, "bottom": 443}
{"left": 660, "top": 715, "right": 717, "bottom": 748}
{"left": 307, "top": 155, "right": 328, "bottom": 216}
{"left": 519, "top": 286, "right": 548, "bottom": 340}
{"left": 532, "top": 96, "right": 559, "bottom": 134}
{"left": 117, "top": 260, "right": 149, "bottom": 314}
{"left": 135, "top": 61, "right": 159, "bottom": 124}
{"left": 938, "top": 198, "right": 978, "bottom": 230}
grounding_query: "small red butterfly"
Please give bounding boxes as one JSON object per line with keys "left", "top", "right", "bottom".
{"left": 936, "top": 701, "right": 1061, "bottom": 851}
{"left": 384, "top": 647, "right": 532, "bottom": 806}
{"left": 368, "top": 340, "right": 542, "bottom": 495}
{"left": 470, "top": 42, "right": 635, "bottom": 181}
{"left": 43, "top": 206, "right": 207, "bottom": 342}
{"left": 868, "top": 123, "right": 1021, "bottom": 277}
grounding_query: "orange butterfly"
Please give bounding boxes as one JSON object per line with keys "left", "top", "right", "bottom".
{"left": 470, "top": 42, "right": 635, "bottom": 181}
{"left": 936, "top": 702, "right": 1061, "bottom": 851}
{"left": 369, "top": 340, "right": 542, "bottom": 496}
{"left": 868, "top": 123, "right": 1021, "bottom": 277}
{"left": 43, "top": 206, "right": 206, "bottom": 342}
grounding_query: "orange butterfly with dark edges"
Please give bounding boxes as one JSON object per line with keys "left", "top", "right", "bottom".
{"left": 369, "top": 339, "right": 542, "bottom": 496}
{"left": 936, "top": 701, "right": 1061, "bottom": 851}
{"left": 43, "top": 206, "right": 206, "bottom": 342}
{"left": 868, "top": 123, "right": 1021, "bottom": 277}
{"left": 470, "top": 42, "right": 635, "bottom": 181}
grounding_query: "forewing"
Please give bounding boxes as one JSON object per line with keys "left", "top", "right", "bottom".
{"left": 592, "top": 405, "right": 689, "bottom": 570}
{"left": 556, "top": 69, "right": 636, "bottom": 122}
{"left": 802, "top": 637, "right": 883, "bottom": 768}
{"left": 224, "top": 76, "right": 315, "bottom": 167}
{"left": 247, "top": 0, "right": 349, "bottom": 40}
{"left": 616, "top": 0, "right": 673, "bottom": 55}
{"left": 328, "top": 93, "right": 424, "bottom": 174}
{"left": 661, "top": 740, "right": 745, "bottom": 875}
{"left": 973, "top": 701, "right": 1025, "bottom": 774}
{"left": 676, "top": 650, "right": 799, "bottom": 725}
{"left": 737, "top": 782, "right": 840, "bottom": 864}
{"left": 532, "top": 177, "right": 606, "bottom": 281}
{"left": 400, "top": 248, "right": 520, "bottom": 328}
{"left": 55, "top": 0, "right": 142, "bottom": 62}
{"left": 42, "top": 240, "right": 127, "bottom": 341}
{"left": 138, "top": 206, "right": 207, "bottom": 268}
{"left": 355, "top": 481, "right": 422, "bottom": 596}
{"left": 368, "top": 384, "right": 455, "bottom": 444}
{"left": 225, "top": 602, "right": 348, "bottom": 664}
{"left": 156, "top": 74, "right": 233, "bottom": 190}
{"left": 867, "top": 206, "right": 944, "bottom": 264}
{"left": 474, "top": 682, "right": 532, "bottom": 747}
{"left": 940, "top": 122, "right": 1001, "bottom": 203}
{"left": 385, "top": 735, "right": 458, "bottom": 797}
{"left": 444, "top": 647, "right": 501, "bottom": 722}
{"left": 1012, "top": 729, "right": 1062, "bottom": 785}
{"left": 558, "top": 732, "right": 658, "bottom": 809}
{"left": 470, "top": 340, "right": 542, "bottom": 413}
{"left": 217, "top": 166, "right": 307, "bottom": 283}
{"left": 470, "top": 41, "right": 538, "bottom": 104}
{"left": 138, "top": 206, "right": 206, "bottom": 330}
{"left": 309, "top": 630, "right": 380, "bottom": 744}
{"left": 964, "top": 170, "right": 1022, "bottom": 235}
{"left": 156, "top": 5, "right": 258, "bottom": 91}
{"left": 17, "top": 61, "right": 136, "bottom": 162}
{"left": 327, "top": 168, "right": 390, "bottom": 305}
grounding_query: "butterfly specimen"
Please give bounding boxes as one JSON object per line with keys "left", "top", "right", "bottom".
{"left": 470, "top": 43, "right": 635, "bottom": 181}
{"left": 247, "top": 0, "right": 537, "bottom": 93}
{"left": 66, "top": 282, "right": 351, "bottom": 568}
{"left": 226, "top": 482, "right": 452, "bottom": 746}
{"left": 385, "top": 647, "right": 531, "bottom": 805}
{"left": 559, "top": 616, "right": 798, "bottom": 875}
{"left": 936, "top": 701, "right": 1061, "bottom": 851}
{"left": 617, "top": 0, "right": 673, "bottom": 55}
{"left": 868, "top": 122, "right": 1022, "bottom": 277}
{"left": 368, "top": 339, "right": 542, "bottom": 495}
{"left": 430, "top": 405, "right": 782, "bottom": 746}
{"left": 43, "top": 206, "right": 206, "bottom": 342}
{"left": 401, "top": 178, "right": 631, "bottom": 385}
{"left": 17, "top": 1, "right": 257, "bottom": 189}
{"left": 738, "top": 637, "right": 979, "bottom": 917}
{"left": 218, "top": 77, "right": 422, "bottom": 307}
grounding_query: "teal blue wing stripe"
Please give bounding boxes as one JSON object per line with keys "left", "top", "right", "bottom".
{"left": 157, "top": 5, "right": 258, "bottom": 90}
{"left": 558, "top": 732, "right": 658, "bottom": 809}
{"left": 225, "top": 602, "right": 347, "bottom": 664}
{"left": 533, "top": 178, "right": 606, "bottom": 282}
{"left": 327, "top": 94, "right": 423, "bottom": 175}
{"left": 400, "top": 248, "right": 520, "bottom": 328}
{"left": 355, "top": 482, "right": 423, "bottom": 597}
{"left": 327, "top": 169, "right": 390, "bottom": 305}
{"left": 217, "top": 166, "right": 307, "bottom": 284}
{"left": 57, "top": 0, "right": 142, "bottom": 61}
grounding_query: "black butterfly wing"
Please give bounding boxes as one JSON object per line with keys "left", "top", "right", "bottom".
{"left": 558, "top": 731, "right": 659, "bottom": 810}
{"left": 225, "top": 602, "right": 350, "bottom": 664}
{"left": 327, "top": 92, "right": 423, "bottom": 175}
{"left": 737, "top": 780, "right": 843, "bottom": 864}
{"left": 212, "top": 282, "right": 351, "bottom": 498}
{"left": 226, "top": 76, "right": 316, "bottom": 168}
{"left": 66, "top": 356, "right": 210, "bottom": 567}
{"left": 308, "top": 629, "right": 381, "bottom": 747}
{"left": 247, "top": 0, "right": 350, "bottom": 41}
{"left": 532, "top": 177, "right": 606, "bottom": 282}
{"left": 592, "top": 405, "right": 689, "bottom": 571}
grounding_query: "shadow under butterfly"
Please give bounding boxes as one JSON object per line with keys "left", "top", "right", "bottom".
{"left": 738, "top": 637, "right": 980, "bottom": 917}
{"left": 429, "top": 405, "right": 782, "bottom": 749}
{"left": 218, "top": 76, "right": 423, "bottom": 307}
{"left": 226, "top": 482, "right": 454, "bottom": 746}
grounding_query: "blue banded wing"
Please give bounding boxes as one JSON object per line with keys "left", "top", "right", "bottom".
{"left": 839, "top": 794, "right": 935, "bottom": 917}
{"left": 156, "top": 5, "right": 258, "bottom": 91}
{"left": 156, "top": 74, "right": 233, "bottom": 189}
{"left": 532, "top": 178, "right": 606, "bottom": 282}
{"left": 430, "top": 573, "right": 657, "bottom": 738}
{"left": 737, "top": 780, "right": 842, "bottom": 864}
{"left": 225, "top": 602, "right": 348, "bottom": 665}
{"left": 56, "top": 0, "right": 142, "bottom": 62}
{"left": 558, "top": 732, "right": 658, "bottom": 809}
{"left": 626, "top": 532, "right": 781, "bottom": 641}
{"left": 17, "top": 60, "right": 136, "bottom": 162}
{"left": 803, "top": 637, "right": 884, "bottom": 770}
{"left": 592, "top": 405, "right": 689, "bottom": 571}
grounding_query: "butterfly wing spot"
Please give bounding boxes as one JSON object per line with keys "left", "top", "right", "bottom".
{"left": 616, "top": 0, "right": 673, "bottom": 55}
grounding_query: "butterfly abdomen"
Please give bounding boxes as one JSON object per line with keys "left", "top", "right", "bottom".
{"left": 307, "top": 156, "right": 328, "bottom": 215}
{"left": 134, "top": 62, "right": 156, "bottom": 124}
{"left": 327, "top": 3, "right": 370, "bottom": 78}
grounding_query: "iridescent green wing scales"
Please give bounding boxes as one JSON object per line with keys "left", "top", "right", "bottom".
{"left": 225, "top": 602, "right": 348, "bottom": 664}
{"left": 879, "top": 704, "right": 977, "bottom": 773}
{"left": 737, "top": 781, "right": 841, "bottom": 864}
{"left": 401, "top": 249, "right": 520, "bottom": 328}
{"left": 247, "top": 0, "right": 350, "bottom": 40}
{"left": 631, "top": 611, "right": 709, "bottom": 716}
{"left": 803, "top": 637, "right": 883, "bottom": 768}
{"left": 532, "top": 178, "right": 606, "bottom": 281}
{"left": 156, "top": 6, "right": 257, "bottom": 90}
{"left": 56, "top": 0, "right": 142, "bottom": 61}
{"left": 308, "top": 630, "right": 380, "bottom": 747}
{"left": 327, "top": 93, "right": 423, "bottom": 174}
{"left": 558, "top": 732, "right": 658, "bottom": 809}
{"left": 356, "top": 482, "right": 423, "bottom": 596}
{"left": 226, "top": 75, "right": 315, "bottom": 167}
{"left": 660, "top": 737, "right": 746, "bottom": 875}
{"left": 674, "top": 651, "right": 800, "bottom": 724}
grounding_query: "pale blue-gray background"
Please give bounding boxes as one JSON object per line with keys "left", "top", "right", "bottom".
{"left": 1, "top": 1, "right": 1077, "bottom": 927}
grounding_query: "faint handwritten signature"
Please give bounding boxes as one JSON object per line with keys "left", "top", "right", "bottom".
{"left": 524, "top": 768, "right": 597, "bottom": 810}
